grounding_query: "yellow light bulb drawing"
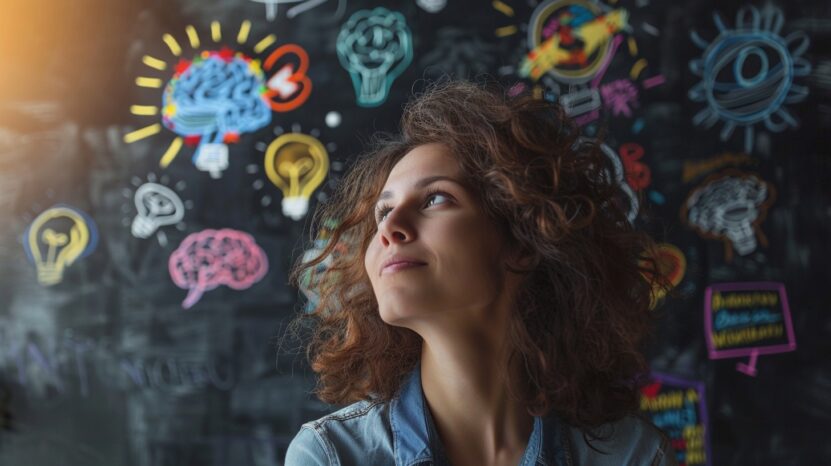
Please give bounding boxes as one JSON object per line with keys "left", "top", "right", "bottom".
{"left": 24, "top": 205, "right": 97, "bottom": 286}
{"left": 264, "top": 133, "right": 329, "bottom": 220}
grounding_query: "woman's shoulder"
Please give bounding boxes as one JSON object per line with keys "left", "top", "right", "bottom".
{"left": 563, "top": 414, "right": 678, "bottom": 466}
{"left": 285, "top": 399, "right": 393, "bottom": 466}
{"left": 300, "top": 398, "right": 388, "bottom": 428}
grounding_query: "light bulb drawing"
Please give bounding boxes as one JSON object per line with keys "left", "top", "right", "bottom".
{"left": 124, "top": 21, "right": 312, "bottom": 177}
{"left": 600, "top": 142, "right": 639, "bottom": 224}
{"left": 688, "top": 5, "right": 811, "bottom": 154}
{"left": 681, "top": 170, "right": 775, "bottom": 263}
{"left": 131, "top": 183, "right": 186, "bottom": 240}
{"left": 639, "top": 243, "right": 686, "bottom": 310}
{"left": 416, "top": 0, "right": 447, "bottom": 13}
{"left": 122, "top": 173, "right": 191, "bottom": 247}
{"left": 264, "top": 133, "right": 329, "bottom": 220}
{"left": 336, "top": 7, "right": 413, "bottom": 107}
{"left": 23, "top": 205, "right": 98, "bottom": 286}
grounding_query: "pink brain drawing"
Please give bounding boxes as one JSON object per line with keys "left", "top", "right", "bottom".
{"left": 168, "top": 228, "right": 268, "bottom": 309}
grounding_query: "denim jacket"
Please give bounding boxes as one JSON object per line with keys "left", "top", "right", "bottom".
{"left": 285, "top": 362, "right": 678, "bottom": 466}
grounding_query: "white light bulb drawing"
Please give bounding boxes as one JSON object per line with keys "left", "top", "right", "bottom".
{"left": 336, "top": 7, "right": 413, "bottom": 107}
{"left": 416, "top": 0, "right": 446, "bottom": 13}
{"left": 131, "top": 182, "right": 185, "bottom": 240}
{"left": 682, "top": 171, "right": 775, "bottom": 263}
{"left": 599, "top": 142, "right": 639, "bottom": 224}
{"left": 264, "top": 133, "right": 329, "bottom": 220}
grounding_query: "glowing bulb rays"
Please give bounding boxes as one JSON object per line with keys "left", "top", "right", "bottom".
{"left": 688, "top": 5, "right": 811, "bottom": 154}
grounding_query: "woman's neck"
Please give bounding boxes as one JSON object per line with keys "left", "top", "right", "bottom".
{"left": 419, "top": 330, "right": 534, "bottom": 466}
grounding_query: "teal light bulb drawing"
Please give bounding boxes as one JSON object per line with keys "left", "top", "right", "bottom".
{"left": 336, "top": 7, "right": 413, "bottom": 107}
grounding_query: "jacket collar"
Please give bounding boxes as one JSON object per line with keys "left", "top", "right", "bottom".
{"left": 389, "top": 361, "right": 570, "bottom": 466}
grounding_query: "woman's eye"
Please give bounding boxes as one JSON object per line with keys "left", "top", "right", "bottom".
{"left": 376, "top": 192, "right": 450, "bottom": 223}
{"left": 425, "top": 192, "right": 448, "bottom": 207}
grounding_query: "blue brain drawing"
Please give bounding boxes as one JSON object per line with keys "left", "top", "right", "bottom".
{"left": 162, "top": 52, "right": 271, "bottom": 143}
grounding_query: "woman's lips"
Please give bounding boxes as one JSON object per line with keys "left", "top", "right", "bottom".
{"left": 381, "top": 262, "right": 426, "bottom": 275}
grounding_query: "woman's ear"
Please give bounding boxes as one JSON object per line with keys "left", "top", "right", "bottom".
{"left": 503, "top": 243, "right": 537, "bottom": 274}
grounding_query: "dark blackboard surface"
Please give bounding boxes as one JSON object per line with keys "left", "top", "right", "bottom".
{"left": 0, "top": 0, "right": 829, "bottom": 465}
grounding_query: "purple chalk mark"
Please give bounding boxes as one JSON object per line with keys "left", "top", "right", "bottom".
{"left": 574, "top": 109, "right": 600, "bottom": 126}
{"left": 650, "top": 373, "right": 712, "bottom": 466}
{"left": 704, "top": 282, "right": 797, "bottom": 372}
{"left": 736, "top": 349, "right": 759, "bottom": 377}
{"left": 542, "top": 18, "right": 560, "bottom": 40}
{"left": 590, "top": 34, "right": 624, "bottom": 89}
{"left": 508, "top": 82, "right": 527, "bottom": 97}
{"left": 642, "top": 74, "right": 666, "bottom": 89}
{"left": 183, "top": 285, "right": 206, "bottom": 310}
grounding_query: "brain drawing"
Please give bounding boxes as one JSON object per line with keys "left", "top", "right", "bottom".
{"left": 162, "top": 49, "right": 271, "bottom": 143}
{"left": 169, "top": 228, "right": 268, "bottom": 309}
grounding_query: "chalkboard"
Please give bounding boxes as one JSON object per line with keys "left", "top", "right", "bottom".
{"left": 0, "top": 0, "right": 829, "bottom": 465}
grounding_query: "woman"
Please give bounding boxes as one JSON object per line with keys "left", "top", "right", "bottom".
{"left": 284, "top": 79, "right": 677, "bottom": 466}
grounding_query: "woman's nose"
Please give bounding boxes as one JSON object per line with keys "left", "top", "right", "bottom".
{"left": 378, "top": 209, "right": 414, "bottom": 245}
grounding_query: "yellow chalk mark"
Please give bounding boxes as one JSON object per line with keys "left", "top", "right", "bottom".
{"left": 186, "top": 25, "right": 200, "bottom": 48}
{"left": 159, "top": 137, "right": 183, "bottom": 168}
{"left": 237, "top": 20, "right": 252, "bottom": 44}
{"left": 124, "top": 124, "right": 162, "bottom": 144}
{"left": 130, "top": 105, "right": 158, "bottom": 116}
{"left": 628, "top": 37, "right": 638, "bottom": 56}
{"left": 135, "top": 77, "right": 163, "bottom": 88}
{"left": 630, "top": 58, "right": 647, "bottom": 80}
{"left": 495, "top": 25, "right": 517, "bottom": 37}
{"left": 162, "top": 33, "right": 182, "bottom": 56}
{"left": 142, "top": 55, "right": 167, "bottom": 71}
{"left": 492, "top": 0, "right": 514, "bottom": 17}
{"left": 254, "top": 34, "right": 277, "bottom": 54}
{"left": 579, "top": 10, "right": 627, "bottom": 57}
{"left": 211, "top": 21, "right": 221, "bottom": 42}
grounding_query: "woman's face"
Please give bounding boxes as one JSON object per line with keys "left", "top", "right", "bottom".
{"left": 364, "top": 143, "right": 513, "bottom": 330}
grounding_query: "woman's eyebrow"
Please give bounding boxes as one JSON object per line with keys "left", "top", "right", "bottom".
{"left": 377, "top": 175, "right": 464, "bottom": 201}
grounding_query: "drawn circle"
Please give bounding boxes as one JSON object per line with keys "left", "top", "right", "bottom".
{"left": 263, "top": 44, "right": 312, "bottom": 112}
{"left": 325, "top": 111, "right": 342, "bottom": 128}
{"left": 734, "top": 46, "right": 769, "bottom": 88}
{"left": 527, "top": 0, "right": 618, "bottom": 84}
{"left": 263, "top": 133, "right": 329, "bottom": 190}
{"left": 704, "top": 34, "right": 792, "bottom": 123}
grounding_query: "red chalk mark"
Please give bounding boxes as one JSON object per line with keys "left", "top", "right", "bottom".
{"left": 174, "top": 58, "right": 192, "bottom": 76}
{"left": 184, "top": 135, "right": 202, "bottom": 146}
{"left": 222, "top": 132, "right": 240, "bottom": 144}
{"left": 619, "top": 142, "right": 651, "bottom": 191}
{"left": 641, "top": 381, "right": 662, "bottom": 398}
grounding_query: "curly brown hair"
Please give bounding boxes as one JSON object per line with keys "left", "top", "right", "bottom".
{"left": 286, "top": 79, "right": 671, "bottom": 433}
